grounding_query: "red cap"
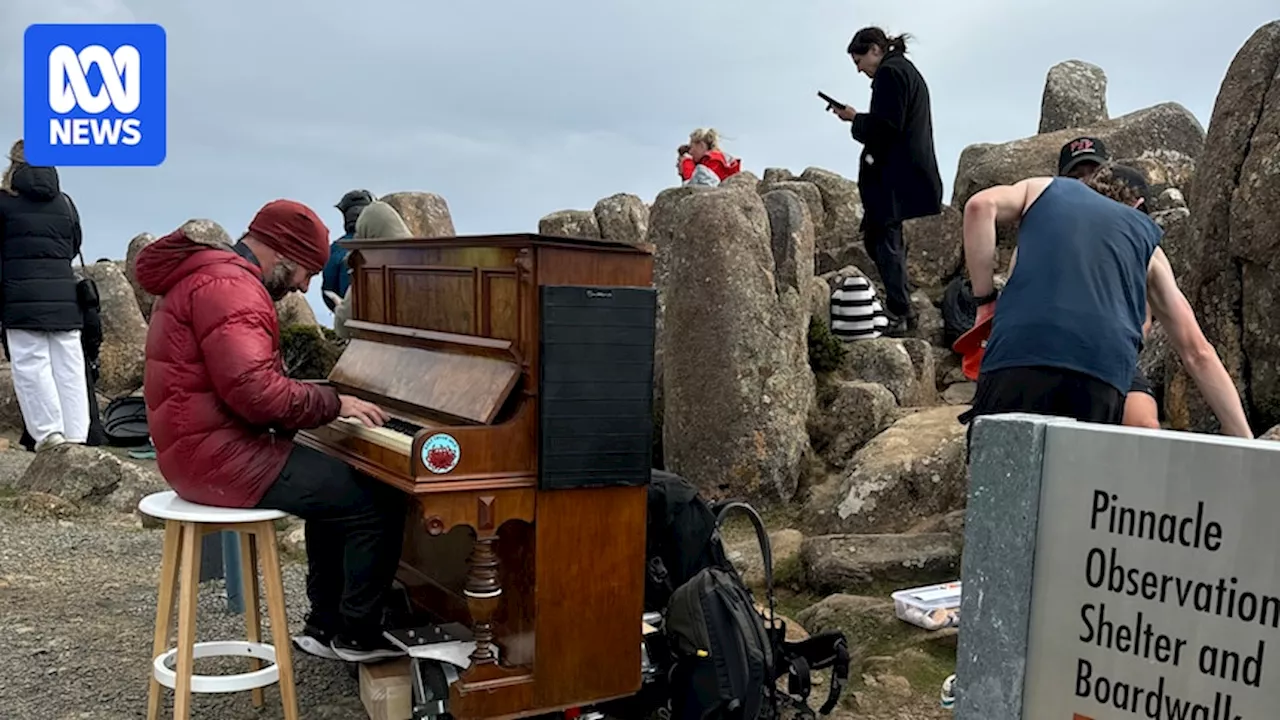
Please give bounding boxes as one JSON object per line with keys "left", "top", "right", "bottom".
{"left": 247, "top": 199, "right": 330, "bottom": 274}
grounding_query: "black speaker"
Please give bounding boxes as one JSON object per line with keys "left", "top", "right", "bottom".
{"left": 538, "top": 285, "right": 656, "bottom": 490}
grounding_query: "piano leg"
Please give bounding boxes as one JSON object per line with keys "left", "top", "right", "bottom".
{"left": 464, "top": 536, "right": 501, "bottom": 666}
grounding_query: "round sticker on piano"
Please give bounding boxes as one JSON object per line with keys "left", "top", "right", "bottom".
{"left": 422, "top": 433, "right": 461, "bottom": 474}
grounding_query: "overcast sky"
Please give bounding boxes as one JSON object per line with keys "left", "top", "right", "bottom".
{"left": 1, "top": 0, "right": 1275, "bottom": 322}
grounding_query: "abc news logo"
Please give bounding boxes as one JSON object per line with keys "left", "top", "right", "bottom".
{"left": 48, "top": 44, "right": 143, "bottom": 147}
{"left": 23, "top": 24, "right": 167, "bottom": 167}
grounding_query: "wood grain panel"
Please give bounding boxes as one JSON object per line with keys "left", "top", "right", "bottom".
{"left": 329, "top": 339, "right": 519, "bottom": 424}
{"left": 533, "top": 485, "right": 647, "bottom": 707}
{"left": 390, "top": 267, "right": 476, "bottom": 335}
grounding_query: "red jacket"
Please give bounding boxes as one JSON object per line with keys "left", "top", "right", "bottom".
{"left": 135, "top": 222, "right": 342, "bottom": 507}
{"left": 679, "top": 149, "right": 742, "bottom": 182}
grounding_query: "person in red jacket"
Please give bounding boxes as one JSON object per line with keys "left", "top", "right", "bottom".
{"left": 135, "top": 199, "right": 405, "bottom": 664}
{"left": 677, "top": 127, "right": 742, "bottom": 186}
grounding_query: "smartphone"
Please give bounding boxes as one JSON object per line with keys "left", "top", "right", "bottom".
{"left": 818, "top": 91, "right": 846, "bottom": 111}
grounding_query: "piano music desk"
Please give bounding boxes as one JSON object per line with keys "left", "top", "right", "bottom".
{"left": 297, "top": 234, "right": 656, "bottom": 720}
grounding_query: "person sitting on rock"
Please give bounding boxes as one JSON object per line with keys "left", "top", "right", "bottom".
{"left": 321, "top": 189, "right": 374, "bottom": 312}
{"left": 1053, "top": 136, "right": 1160, "bottom": 429}
{"left": 135, "top": 200, "right": 409, "bottom": 663}
{"left": 328, "top": 201, "right": 413, "bottom": 339}
{"left": 958, "top": 164, "right": 1252, "bottom": 441}
{"left": 677, "top": 128, "right": 741, "bottom": 187}
{"left": 0, "top": 139, "right": 92, "bottom": 452}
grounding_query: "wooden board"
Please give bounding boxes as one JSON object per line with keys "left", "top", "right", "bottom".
{"left": 329, "top": 339, "right": 520, "bottom": 425}
{"left": 532, "top": 485, "right": 647, "bottom": 708}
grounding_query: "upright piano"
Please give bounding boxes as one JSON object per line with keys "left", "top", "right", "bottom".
{"left": 295, "top": 233, "right": 657, "bottom": 720}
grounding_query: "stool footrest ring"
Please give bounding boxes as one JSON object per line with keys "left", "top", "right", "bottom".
{"left": 152, "top": 641, "right": 279, "bottom": 693}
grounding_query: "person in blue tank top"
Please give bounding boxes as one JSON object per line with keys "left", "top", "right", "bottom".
{"left": 1056, "top": 136, "right": 1160, "bottom": 430}
{"left": 957, "top": 164, "right": 1251, "bottom": 441}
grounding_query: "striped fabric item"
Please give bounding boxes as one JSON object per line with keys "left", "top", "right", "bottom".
{"left": 830, "top": 274, "right": 888, "bottom": 341}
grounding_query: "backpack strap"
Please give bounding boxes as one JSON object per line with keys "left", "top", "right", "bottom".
{"left": 778, "top": 633, "right": 850, "bottom": 716}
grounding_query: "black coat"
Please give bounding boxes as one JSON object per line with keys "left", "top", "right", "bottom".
{"left": 850, "top": 51, "right": 944, "bottom": 227}
{"left": 0, "top": 164, "right": 83, "bottom": 331}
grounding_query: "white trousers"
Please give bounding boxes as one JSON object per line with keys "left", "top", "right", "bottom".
{"left": 6, "top": 328, "right": 90, "bottom": 444}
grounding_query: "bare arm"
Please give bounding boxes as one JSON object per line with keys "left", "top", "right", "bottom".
{"left": 1146, "top": 247, "right": 1252, "bottom": 438}
{"left": 963, "top": 178, "right": 1050, "bottom": 296}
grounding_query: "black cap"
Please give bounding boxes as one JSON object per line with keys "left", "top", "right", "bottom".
{"left": 1109, "top": 164, "right": 1152, "bottom": 214}
{"left": 336, "top": 189, "right": 374, "bottom": 213}
{"left": 1058, "top": 136, "right": 1109, "bottom": 176}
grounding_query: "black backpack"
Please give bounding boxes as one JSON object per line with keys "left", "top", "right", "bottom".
{"left": 645, "top": 470, "right": 733, "bottom": 612}
{"left": 941, "top": 276, "right": 978, "bottom": 348}
{"left": 658, "top": 491, "right": 850, "bottom": 720}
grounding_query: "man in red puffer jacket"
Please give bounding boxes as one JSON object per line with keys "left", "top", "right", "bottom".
{"left": 136, "top": 199, "right": 407, "bottom": 664}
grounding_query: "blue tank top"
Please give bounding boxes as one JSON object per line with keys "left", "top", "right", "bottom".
{"left": 980, "top": 178, "right": 1162, "bottom": 394}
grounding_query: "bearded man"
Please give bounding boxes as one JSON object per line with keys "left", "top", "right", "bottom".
{"left": 136, "top": 199, "right": 406, "bottom": 663}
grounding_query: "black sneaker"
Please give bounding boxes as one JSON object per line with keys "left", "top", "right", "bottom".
{"left": 292, "top": 624, "right": 340, "bottom": 661}
{"left": 331, "top": 632, "right": 406, "bottom": 663}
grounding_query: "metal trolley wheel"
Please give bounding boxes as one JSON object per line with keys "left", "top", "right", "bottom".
{"left": 412, "top": 658, "right": 454, "bottom": 720}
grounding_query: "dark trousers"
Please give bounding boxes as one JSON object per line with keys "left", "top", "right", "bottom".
{"left": 960, "top": 366, "right": 1126, "bottom": 456}
{"left": 255, "top": 445, "right": 406, "bottom": 638}
{"left": 862, "top": 220, "right": 912, "bottom": 318}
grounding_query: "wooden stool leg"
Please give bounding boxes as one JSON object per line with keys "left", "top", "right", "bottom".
{"left": 173, "top": 522, "right": 203, "bottom": 720}
{"left": 255, "top": 521, "right": 300, "bottom": 720}
{"left": 147, "top": 520, "right": 183, "bottom": 720}
{"left": 238, "top": 530, "right": 264, "bottom": 708}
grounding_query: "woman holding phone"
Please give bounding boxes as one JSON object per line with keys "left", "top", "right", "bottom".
{"left": 830, "top": 27, "right": 943, "bottom": 336}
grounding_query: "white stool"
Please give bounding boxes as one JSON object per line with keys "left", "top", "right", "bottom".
{"left": 139, "top": 491, "right": 299, "bottom": 720}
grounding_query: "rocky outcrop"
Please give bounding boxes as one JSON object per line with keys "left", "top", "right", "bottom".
{"left": 803, "top": 406, "right": 969, "bottom": 534}
{"left": 835, "top": 338, "right": 936, "bottom": 407}
{"left": 1038, "top": 60, "right": 1109, "bottom": 134}
{"left": 593, "top": 193, "right": 648, "bottom": 246}
{"left": 0, "top": 363, "right": 24, "bottom": 433}
{"left": 798, "top": 167, "right": 864, "bottom": 254}
{"left": 953, "top": 102, "right": 1205, "bottom": 209}
{"left": 82, "top": 261, "right": 148, "bottom": 397}
{"left": 539, "top": 209, "right": 600, "bottom": 239}
{"left": 662, "top": 187, "right": 814, "bottom": 501}
{"left": 11, "top": 444, "right": 166, "bottom": 515}
{"left": 124, "top": 232, "right": 156, "bottom": 320}
{"left": 1166, "top": 21, "right": 1280, "bottom": 433}
{"left": 275, "top": 291, "right": 319, "bottom": 328}
{"left": 381, "top": 192, "right": 455, "bottom": 237}
{"left": 801, "top": 532, "right": 961, "bottom": 594}
{"left": 809, "top": 381, "right": 899, "bottom": 469}
{"left": 902, "top": 205, "right": 964, "bottom": 291}
{"left": 761, "top": 188, "right": 817, "bottom": 302}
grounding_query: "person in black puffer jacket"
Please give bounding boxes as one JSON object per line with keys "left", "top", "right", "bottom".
{"left": 0, "top": 139, "right": 91, "bottom": 451}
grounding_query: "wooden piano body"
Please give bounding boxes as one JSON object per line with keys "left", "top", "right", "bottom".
{"left": 295, "top": 233, "right": 657, "bottom": 720}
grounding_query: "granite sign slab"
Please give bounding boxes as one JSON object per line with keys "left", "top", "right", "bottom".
{"left": 956, "top": 413, "right": 1280, "bottom": 719}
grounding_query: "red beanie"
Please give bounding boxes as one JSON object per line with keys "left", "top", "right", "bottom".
{"left": 247, "top": 199, "right": 330, "bottom": 273}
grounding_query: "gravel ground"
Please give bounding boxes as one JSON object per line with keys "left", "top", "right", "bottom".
{"left": 0, "top": 505, "right": 368, "bottom": 720}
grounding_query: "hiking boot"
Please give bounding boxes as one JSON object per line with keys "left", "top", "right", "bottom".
{"left": 331, "top": 632, "right": 406, "bottom": 663}
{"left": 883, "top": 313, "right": 914, "bottom": 338}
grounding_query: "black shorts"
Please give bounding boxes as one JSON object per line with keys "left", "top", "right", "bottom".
{"left": 959, "top": 366, "right": 1126, "bottom": 455}
{"left": 1129, "top": 366, "right": 1154, "bottom": 397}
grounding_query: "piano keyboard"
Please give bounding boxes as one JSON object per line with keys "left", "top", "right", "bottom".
{"left": 333, "top": 415, "right": 424, "bottom": 456}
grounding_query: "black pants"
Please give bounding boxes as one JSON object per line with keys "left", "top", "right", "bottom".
{"left": 959, "top": 366, "right": 1126, "bottom": 456}
{"left": 255, "top": 445, "right": 406, "bottom": 638}
{"left": 862, "top": 220, "right": 912, "bottom": 318}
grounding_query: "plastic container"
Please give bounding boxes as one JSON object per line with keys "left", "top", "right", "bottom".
{"left": 892, "top": 581, "right": 961, "bottom": 631}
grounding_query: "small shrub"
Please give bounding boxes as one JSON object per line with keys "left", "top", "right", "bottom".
{"left": 281, "top": 325, "right": 345, "bottom": 379}
{"left": 808, "top": 316, "right": 846, "bottom": 374}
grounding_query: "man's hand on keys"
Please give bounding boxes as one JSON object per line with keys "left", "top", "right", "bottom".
{"left": 339, "top": 395, "right": 389, "bottom": 428}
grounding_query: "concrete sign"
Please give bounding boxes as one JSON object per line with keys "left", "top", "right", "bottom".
{"left": 955, "top": 414, "right": 1280, "bottom": 720}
